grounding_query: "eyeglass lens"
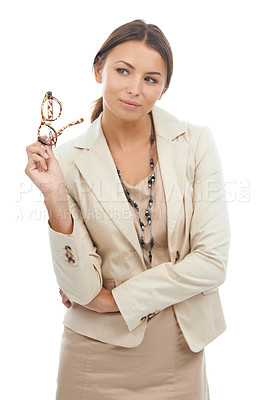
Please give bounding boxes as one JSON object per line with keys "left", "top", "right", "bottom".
{"left": 38, "top": 124, "right": 57, "bottom": 142}
{"left": 42, "top": 98, "right": 61, "bottom": 121}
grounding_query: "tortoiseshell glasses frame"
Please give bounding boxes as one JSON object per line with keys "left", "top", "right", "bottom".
{"left": 38, "top": 91, "right": 84, "bottom": 146}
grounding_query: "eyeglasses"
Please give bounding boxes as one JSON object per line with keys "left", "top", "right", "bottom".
{"left": 38, "top": 91, "right": 84, "bottom": 146}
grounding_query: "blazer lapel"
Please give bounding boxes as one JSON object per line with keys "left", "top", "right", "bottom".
{"left": 74, "top": 119, "right": 145, "bottom": 264}
{"left": 152, "top": 107, "right": 188, "bottom": 251}
{"left": 156, "top": 136, "right": 187, "bottom": 245}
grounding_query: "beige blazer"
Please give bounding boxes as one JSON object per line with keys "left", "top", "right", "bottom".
{"left": 48, "top": 105, "right": 230, "bottom": 352}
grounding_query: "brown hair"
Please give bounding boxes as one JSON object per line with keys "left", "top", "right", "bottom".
{"left": 91, "top": 19, "right": 173, "bottom": 123}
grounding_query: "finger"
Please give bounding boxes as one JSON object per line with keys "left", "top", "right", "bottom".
{"left": 62, "top": 294, "right": 69, "bottom": 303}
{"left": 61, "top": 292, "right": 70, "bottom": 303}
{"left": 26, "top": 136, "right": 47, "bottom": 151}
{"left": 44, "top": 142, "right": 57, "bottom": 160}
{"left": 32, "top": 153, "right": 48, "bottom": 171}
{"left": 37, "top": 135, "right": 52, "bottom": 146}
{"left": 59, "top": 288, "right": 67, "bottom": 297}
{"left": 26, "top": 143, "right": 50, "bottom": 160}
{"left": 38, "top": 135, "right": 56, "bottom": 155}
{"left": 25, "top": 155, "right": 46, "bottom": 175}
{"left": 59, "top": 289, "right": 66, "bottom": 300}
{"left": 62, "top": 295, "right": 72, "bottom": 308}
{"left": 63, "top": 300, "right": 72, "bottom": 309}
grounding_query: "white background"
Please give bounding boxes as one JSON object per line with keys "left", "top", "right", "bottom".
{"left": 1, "top": 0, "right": 265, "bottom": 398}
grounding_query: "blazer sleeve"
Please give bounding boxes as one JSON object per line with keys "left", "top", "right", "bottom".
{"left": 112, "top": 126, "right": 231, "bottom": 332}
{"left": 48, "top": 150, "right": 103, "bottom": 305}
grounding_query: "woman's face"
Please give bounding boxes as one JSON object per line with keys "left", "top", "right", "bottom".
{"left": 94, "top": 40, "right": 167, "bottom": 122}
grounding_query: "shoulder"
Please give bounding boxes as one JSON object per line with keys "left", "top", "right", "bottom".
{"left": 53, "top": 116, "right": 102, "bottom": 173}
{"left": 153, "top": 105, "right": 215, "bottom": 151}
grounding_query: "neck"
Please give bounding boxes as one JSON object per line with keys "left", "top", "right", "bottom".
{"left": 101, "top": 107, "right": 152, "bottom": 151}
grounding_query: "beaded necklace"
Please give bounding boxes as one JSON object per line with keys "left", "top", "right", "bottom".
{"left": 116, "top": 116, "right": 156, "bottom": 265}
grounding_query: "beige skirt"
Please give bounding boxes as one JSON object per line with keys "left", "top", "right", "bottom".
{"left": 56, "top": 306, "right": 209, "bottom": 400}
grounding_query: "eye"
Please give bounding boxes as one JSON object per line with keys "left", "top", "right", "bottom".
{"left": 145, "top": 76, "right": 158, "bottom": 84}
{"left": 116, "top": 68, "right": 129, "bottom": 75}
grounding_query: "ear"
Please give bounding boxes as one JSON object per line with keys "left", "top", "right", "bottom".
{"left": 94, "top": 65, "right": 103, "bottom": 83}
{"left": 94, "top": 56, "right": 104, "bottom": 83}
{"left": 157, "top": 87, "right": 166, "bottom": 101}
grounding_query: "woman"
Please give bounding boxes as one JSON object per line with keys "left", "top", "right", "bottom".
{"left": 25, "top": 19, "right": 230, "bottom": 400}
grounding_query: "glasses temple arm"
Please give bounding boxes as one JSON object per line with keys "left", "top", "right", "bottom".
{"left": 57, "top": 118, "right": 84, "bottom": 136}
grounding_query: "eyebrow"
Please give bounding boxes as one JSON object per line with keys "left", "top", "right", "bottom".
{"left": 115, "top": 60, "right": 163, "bottom": 76}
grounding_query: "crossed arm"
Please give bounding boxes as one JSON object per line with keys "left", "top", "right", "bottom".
{"left": 47, "top": 190, "right": 120, "bottom": 314}
{"left": 59, "top": 286, "right": 119, "bottom": 313}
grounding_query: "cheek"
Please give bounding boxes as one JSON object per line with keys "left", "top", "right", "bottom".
{"left": 146, "top": 86, "right": 164, "bottom": 103}
{"left": 102, "top": 72, "right": 121, "bottom": 96}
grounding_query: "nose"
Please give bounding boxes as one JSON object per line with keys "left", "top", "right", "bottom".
{"left": 126, "top": 77, "right": 142, "bottom": 96}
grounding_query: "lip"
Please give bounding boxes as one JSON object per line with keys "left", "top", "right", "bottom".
{"left": 119, "top": 99, "right": 141, "bottom": 109}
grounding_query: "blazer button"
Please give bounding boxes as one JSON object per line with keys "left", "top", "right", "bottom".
{"left": 175, "top": 250, "right": 180, "bottom": 262}
{"left": 65, "top": 246, "right": 75, "bottom": 264}
{"left": 147, "top": 310, "right": 160, "bottom": 322}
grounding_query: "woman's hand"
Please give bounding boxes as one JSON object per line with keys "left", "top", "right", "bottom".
{"left": 83, "top": 287, "right": 120, "bottom": 313}
{"left": 25, "top": 136, "right": 66, "bottom": 197}
{"left": 59, "top": 287, "right": 120, "bottom": 313}
{"left": 59, "top": 288, "right": 72, "bottom": 309}
{"left": 25, "top": 137, "right": 73, "bottom": 234}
